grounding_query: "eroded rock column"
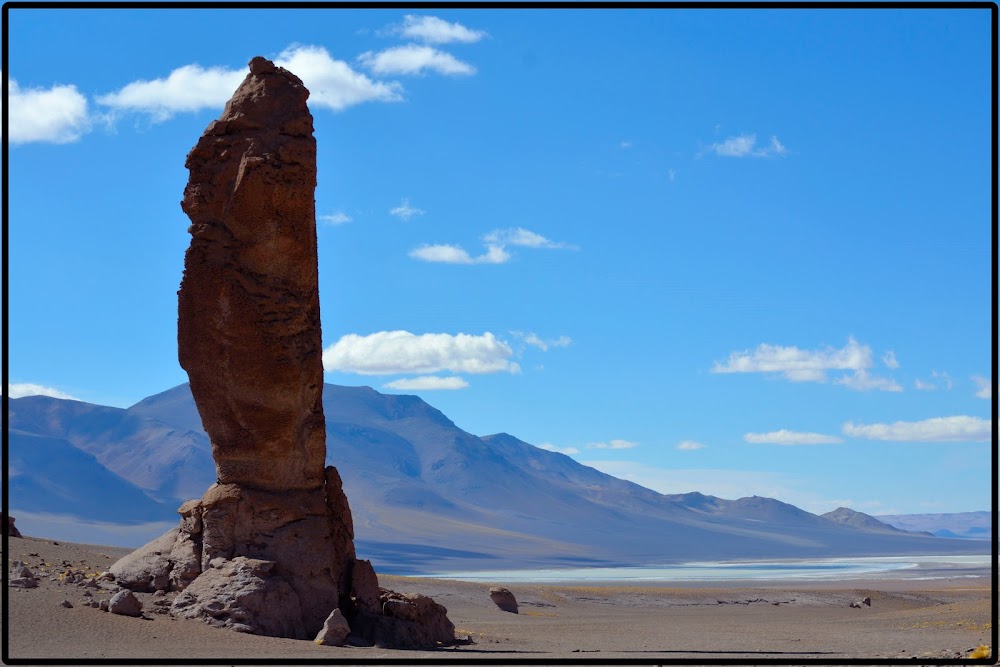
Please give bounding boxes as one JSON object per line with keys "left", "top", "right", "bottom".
{"left": 107, "top": 57, "right": 455, "bottom": 648}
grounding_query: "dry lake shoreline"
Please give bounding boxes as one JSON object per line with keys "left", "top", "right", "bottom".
{"left": 4, "top": 535, "right": 993, "bottom": 663}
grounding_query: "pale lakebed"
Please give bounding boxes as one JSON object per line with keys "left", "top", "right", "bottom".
{"left": 421, "top": 554, "right": 993, "bottom": 583}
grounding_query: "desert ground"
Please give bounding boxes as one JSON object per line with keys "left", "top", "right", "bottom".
{"left": 4, "top": 535, "right": 992, "bottom": 664}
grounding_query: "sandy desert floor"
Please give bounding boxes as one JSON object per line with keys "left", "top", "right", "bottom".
{"left": 3, "top": 535, "right": 993, "bottom": 664}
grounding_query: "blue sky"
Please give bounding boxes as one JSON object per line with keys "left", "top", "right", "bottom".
{"left": 5, "top": 6, "right": 994, "bottom": 516}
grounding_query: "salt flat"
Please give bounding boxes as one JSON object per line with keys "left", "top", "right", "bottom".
{"left": 4, "top": 535, "right": 992, "bottom": 663}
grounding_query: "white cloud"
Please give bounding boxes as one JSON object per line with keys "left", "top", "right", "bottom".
{"left": 842, "top": 416, "right": 991, "bottom": 443}
{"left": 320, "top": 211, "right": 352, "bottom": 226}
{"left": 619, "top": 140, "right": 633, "bottom": 149}
{"left": 743, "top": 430, "right": 843, "bottom": 445}
{"left": 712, "top": 337, "right": 869, "bottom": 379}
{"left": 712, "top": 337, "right": 901, "bottom": 392}
{"left": 833, "top": 369, "right": 903, "bottom": 393}
{"left": 323, "top": 330, "right": 519, "bottom": 376}
{"left": 390, "top": 198, "right": 425, "bottom": 221}
{"left": 96, "top": 64, "right": 244, "bottom": 120}
{"left": 705, "top": 133, "right": 789, "bottom": 158}
{"left": 383, "top": 375, "right": 469, "bottom": 390}
{"left": 483, "top": 227, "right": 578, "bottom": 250}
{"left": 972, "top": 375, "right": 992, "bottom": 399}
{"left": 676, "top": 440, "right": 706, "bottom": 451}
{"left": 881, "top": 351, "right": 899, "bottom": 369}
{"left": 97, "top": 46, "right": 402, "bottom": 121}
{"left": 395, "top": 15, "right": 488, "bottom": 44}
{"left": 7, "top": 78, "right": 90, "bottom": 144}
{"left": 586, "top": 439, "right": 638, "bottom": 450}
{"left": 539, "top": 443, "right": 581, "bottom": 456}
{"left": 513, "top": 332, "right": 573, "bottom": 352}
{"left": 5, "top": 383, "right": 79, "bottom": 400}
{"left": 275, "top": 45, "right": 403, "bottom": 111}
{"left": 358, "top": 44, "right": 475, "bottom": 76}
{"left": 409, "top": 243, "right": 510, "bottom": 265}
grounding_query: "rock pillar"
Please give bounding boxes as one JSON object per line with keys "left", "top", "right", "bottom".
{"left": 110, "top": 57, "right": 455, "bottom": 648}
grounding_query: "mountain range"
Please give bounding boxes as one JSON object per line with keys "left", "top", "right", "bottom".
{"left": 6, "top": 384, "right": 988, "bottom": 574}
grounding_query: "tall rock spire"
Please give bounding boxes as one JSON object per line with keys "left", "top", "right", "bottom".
{"left": 110, "top": 58, "right": 456, "bottom": 649}
{"left": 178, "top": 55, "right": 325, "bottom": 493}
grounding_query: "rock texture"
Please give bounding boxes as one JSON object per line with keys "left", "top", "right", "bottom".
{"left": 178, "top": 55, "right": 324, "bottom": 493}
{"left": 8, "top": 515, "right": 22, "bottom": 537}
{"left": 108, "top": 56, "right": 455, "bottom": 648}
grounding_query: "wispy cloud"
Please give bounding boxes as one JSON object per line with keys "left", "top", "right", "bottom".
{"left": 97, "top": 45, "right": 402, "bottom": 122}
{"left": 711, "top": 337, "right": 901, "bottom": 392}
{"left": 881, "top": 351, "right": 899, "bottom": 369}
{"left": 972, "top": 375, "right": 992, "bottom": 399}
{"left": 411, "top": 227, "right": 576, "bottom": 266}
{"left": 358, "top": 44, "right": 475, "bottom": 76}
{"left": 676, "top": 440, "right": 706, "bottom": 451}
{"left": 409, "top": 243, "right": 510, "bottom": 265}
{"left": 5, "top": 383, "right": 79, "bottom": 400}
{"left": 511, "top": 332, "right": 573, "bottom": 352}
{"left": 539, "top": 443, "right": 581, "bottom": 456}
{"left": 6, "top": 78, "right": 91, "bottom": 144}
{"left": 390, "top": 198, "right": 425, "bottom": 221}
{"left": 744, "top": 430, "right": 843, "bottom": 445}
{"left": 842, "top": 416, "right": 991, "bottom": 443}
{"left": 383, "top": 375, "right": 469, "bottom": 390}
{"left": 914, "top": 370, "right": 953, "bottom": 392}
{"left": 834, "top": 369, "right": 902, "bottom": 393}
{"left": 393, "top": 15, "right": 488, "bottom": 44}
{"left": 323, "top": 330, "right": 519, "bottom": 376}
{"left": 587, "top": 439, "right": 638, "bottom": 450}
{"left": 319, "top": 211, "right": 352, "bottom": 226}
{"left": 704, "top": 133, "right": 788, "bottom": 158}
{"left": 483, "top": 227, "right": 579, "bottom": 250}
{"left": 619, "top": 140, "right": 634, "bottom": 149}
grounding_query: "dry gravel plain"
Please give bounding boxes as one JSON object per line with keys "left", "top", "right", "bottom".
{"left": 3, "top": 535, "right": 993, "bottom": 664}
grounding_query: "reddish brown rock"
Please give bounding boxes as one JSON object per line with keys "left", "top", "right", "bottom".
{"left": 178, "top": 55, "right": 324, "bottom": 493}
{"left": 110, "top": 56, "right": 455, "bottom": 647}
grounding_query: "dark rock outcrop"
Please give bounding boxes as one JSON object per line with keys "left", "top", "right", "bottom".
{"left": 8, "top": 515, "right": 21, "bottom": 538}
{"left": 108, "top": 56, "right": 455, "bottom": 648}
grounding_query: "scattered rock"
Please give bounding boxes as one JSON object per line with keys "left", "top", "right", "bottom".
{"left": 849, "top": 601, "right": 862, "bottom": 609}
{"left": 108, "top": 589, "right": 143, "bottom": 617}
{"left": 490, "top": 587, "right": 519, "bottom": 613}
{"left": 99, "top": 600, "right": 109, "bottom": 612}
{"left": 314, "top": 608, "right": 351, "bottom": 646}
{"left": 9, "top": 561, "right": 38, "bottom": 588}
{"left": 8, "top": 515, "right": 22, "bottom": 537}
{"left": 862, "top": 596, "right": 872, "bottom": 607}
{"left": 61, "top": 600, "right": 73, "bottom": 608}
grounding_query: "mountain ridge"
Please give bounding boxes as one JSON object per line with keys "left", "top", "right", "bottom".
{"left": 6, "top": 383, "right": 987, "bottom": 573}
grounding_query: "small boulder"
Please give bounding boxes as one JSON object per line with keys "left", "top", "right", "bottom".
{"left": 862, "top": 596, "right": 872, "bottom": 607}
{"left": 314, "top": 608, "right": 351, "bottom": 646}
{"left": 61, "top": 600, "right": 73, "bottom": 608}
{"left": 849, "top": 601, "right": 862, "bottom": 609}
{"left": 9, "top": 561, "right": 38, "bottom": 588}
{"left": 108, "top": 589, "right": 143, "bottom": 617}
{"left": 109, "top": 528, "right": 177, "bottom": 592}
{"left": 489, "top": 587, "right": 518, "bottom": 613}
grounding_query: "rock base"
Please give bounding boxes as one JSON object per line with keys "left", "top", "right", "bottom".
{"left": 109, "top": 467, "right": 456, "bottom": 648}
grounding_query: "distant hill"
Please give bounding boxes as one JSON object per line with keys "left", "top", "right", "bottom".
{"left": 876, "top": 512, "right": 992, "bottom": 541}
{"left": 821, "top": 507, "right": 932, "bottom": 536}
{"left": 6, "top": 384, "right": 988, "bottom": 573}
